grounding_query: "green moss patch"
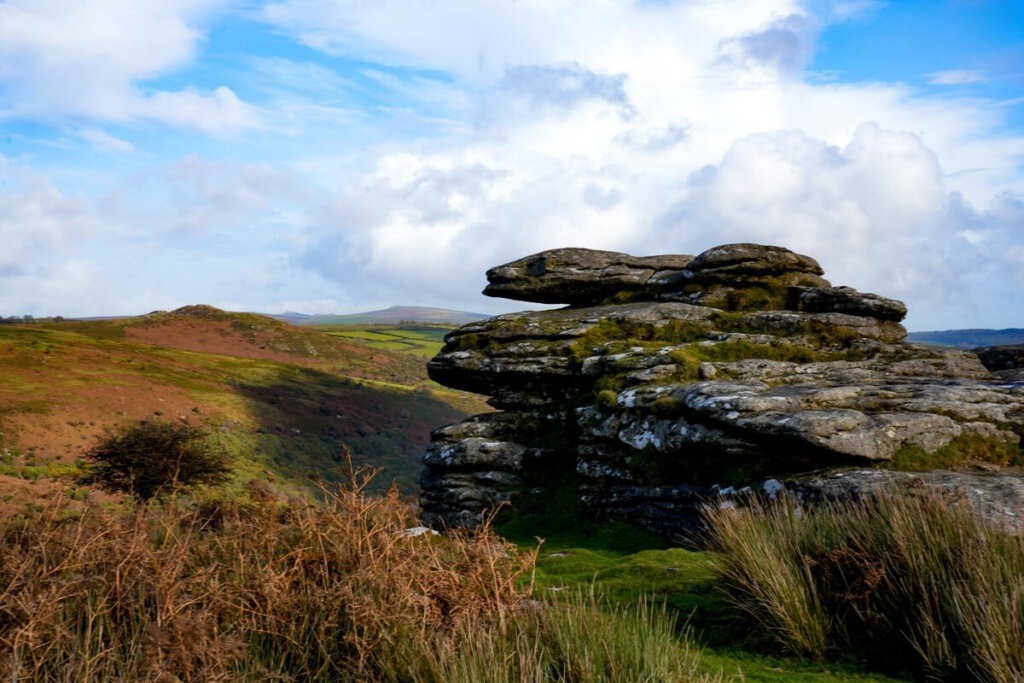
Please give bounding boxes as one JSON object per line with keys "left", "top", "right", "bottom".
{"left": 724, "top": 283, "right": 791, "bottom": 312}
{"left": 569, "top": 318, "right": 713, "bottom": 361}
{"left": 888, "top": 433, "right": 1024, "bottom": 471}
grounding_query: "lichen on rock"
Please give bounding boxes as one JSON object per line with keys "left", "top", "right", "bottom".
{"left": 419, "top": 243, "right": 1024, "bottom": 536}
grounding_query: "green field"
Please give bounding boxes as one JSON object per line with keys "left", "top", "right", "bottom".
{"left": 315, "top": 324, "right": 450, "bottom": 358}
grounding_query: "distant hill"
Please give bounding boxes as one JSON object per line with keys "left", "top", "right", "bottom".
{"left": 907, "top": 329, "right": 1024, "bottom": 349}
{"left": 270, "top": 306, "right": 487, "bottom": 326}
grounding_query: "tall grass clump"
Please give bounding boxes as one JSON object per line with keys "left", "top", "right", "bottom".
{"left": 380, "top": 591, "right": 717, "bottom": 682}
{"left": 706, "top": 488, "right": 1024, "bottom": 682}
{"left": 1, "top": 465, "right": 716, "bottom": 682}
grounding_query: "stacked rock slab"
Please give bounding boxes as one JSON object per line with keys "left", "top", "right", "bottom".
{"left": 420, "top": 244, "right": 1024, "bottom": 536}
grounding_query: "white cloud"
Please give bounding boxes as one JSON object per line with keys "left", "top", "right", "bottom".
{"left": 78, "top": 128, "right": 137, "bottom": 155}
{"left": 926, "top": 69, "right": 987, "bottom": 85}
{"left": 0, "top": 159, "right": 97, "bottom": 275}
{"left": 260, "top": 0, "right": 803, "bottom": 81}
{"left": 140, "top": 87, "right": 263, "bottom": 137}
{"left": 498, "top": 63, "right": 632, "bottom": 113}
{"left": 0, "top": 155, "right": 320, "bottom": 316}
{"left": 146, "top": 156, "right": 308, "bottom": 236}
{"left": 0, "top": 0, "right": 261, "bottom": 134}
{"left": 663, "top": 124, "right": 953, "bottom": 301}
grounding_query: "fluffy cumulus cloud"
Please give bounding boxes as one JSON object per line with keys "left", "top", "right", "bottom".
{"left": 262, "top": 0, "right": 1024, "bottom": 327}
{"left": 0, "top": 0, "right": 260, "bottom": 134}
{"left": 662, "top": 125, "right": 977, "bottom": 308}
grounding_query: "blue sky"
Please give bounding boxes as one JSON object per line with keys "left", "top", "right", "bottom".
{"left": 0, "top": 0, "right": 1021, "bottom": 330}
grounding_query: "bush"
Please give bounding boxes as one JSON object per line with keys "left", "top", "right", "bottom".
{"left": 706, "top": 490, "right": 1024, "bottom": 682}
{"left": 80, "top": 421, "right": 231, "bottom": 500}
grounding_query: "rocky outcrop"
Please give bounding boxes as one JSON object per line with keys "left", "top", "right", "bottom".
{"left": 420, "top": 243, "right": 1024, "bottom": 537}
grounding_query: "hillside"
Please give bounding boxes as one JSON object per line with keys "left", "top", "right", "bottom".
{"left": 907, "top": 328, "right": 1024, "bottom": 348}
{"left": 44, "top": 305, "right": 431, "bottom": 386}
{"left": 0, "top": 310, "right": 489, "bottom": 512}
{"left": 270, "top": 305, "right": 488, "bottom": 326}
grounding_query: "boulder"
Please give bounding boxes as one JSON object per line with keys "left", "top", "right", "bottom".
{"left": 790, "top": 285, "right": 907, "bottom": 322}
{"left": 581, "top": 470, "right": 1024, "bottom": 539}
{"left": 786, "top": 469, "right": 1024, "bottom": 535}
{"left": 975, "top": 344, "right": 1024, "bottom": 371}
{"left": 683, "top": 243, "right": 824, "bottom": 283}
{"left": 483, "top": 248, "right": 694, "bottom": 305}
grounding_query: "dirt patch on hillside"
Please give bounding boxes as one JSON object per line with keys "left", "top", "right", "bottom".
{"left": 2, "top": 379, "right": 204, "bottom": 460}
{"left": 0, "top": 473, "right": 123, "bottom": 518}
{"left": 125, "top": 320, "right": 315, "bottom": 365}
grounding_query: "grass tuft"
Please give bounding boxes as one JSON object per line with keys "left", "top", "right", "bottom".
{"left": 706, "top": 489, "right": 1024, "bottom": 682}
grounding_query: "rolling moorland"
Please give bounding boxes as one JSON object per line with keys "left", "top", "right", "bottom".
{"left": 0, "top": 305, "right": 488, "bottom": 515}
{"left": 2, "top": 291, "right": 1022, "bottom": 681}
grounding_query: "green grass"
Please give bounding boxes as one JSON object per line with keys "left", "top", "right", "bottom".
{"left": 317, "top": 324, "right": 451, "bottom": 358}
{"left": 513, "top": 528, "right": 909, "bottom": 682}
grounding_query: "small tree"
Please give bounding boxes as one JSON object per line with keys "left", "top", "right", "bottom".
{"left": 81, "top": 421, "right": 231, "bottom": 500}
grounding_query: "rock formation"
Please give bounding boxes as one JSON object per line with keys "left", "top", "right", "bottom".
{"left": 420, "top": 244, "right": 1024, "bottom": 536}
{"left": 975, "top": 343, "right": 1024, "bottom": 385}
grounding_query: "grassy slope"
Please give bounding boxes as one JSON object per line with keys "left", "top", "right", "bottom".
{"left": 1, "top": 308, "right": 918, "bottom": 679}
{"left": 0, "top": 316, "right": 488, "bottom": 508}
{"left": 43, "top": 305, "right": 433, "bottom": 386}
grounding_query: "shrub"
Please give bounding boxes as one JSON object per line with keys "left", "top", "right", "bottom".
{"left": 0, "top": 468, "right": 717, "bottom": 682}
{"left": 80, "top": 421, "right": 231, "bottom": 500}
{"left": 706, "top": 490, "right": 1024, "bottom": 681}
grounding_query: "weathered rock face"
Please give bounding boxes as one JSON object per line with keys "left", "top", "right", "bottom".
{"left": 421, "top": 243, "right": 1024, "bottom": 536}
{"left": 975, "top": 344, "right": 1024, "bottom": 372}
{"left": 684, "top": 243, "right": 824, "bottom": 282}
{"left": 790, "top": 286, "right": 907, "bottom": 322}
{"left": 483, "top": 248, "right": 694, "bottom": 305}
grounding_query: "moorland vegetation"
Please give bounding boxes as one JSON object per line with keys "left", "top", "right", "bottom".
{"left": 2, "top": 243, "right": 1023, "bottom": 681}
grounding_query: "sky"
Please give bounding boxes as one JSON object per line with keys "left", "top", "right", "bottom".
{"left": 0, "top": 0, "right": 1022, "bottom": 331}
